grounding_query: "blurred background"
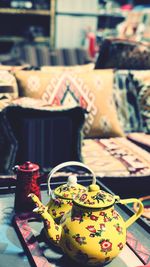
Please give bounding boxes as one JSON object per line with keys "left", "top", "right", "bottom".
{"left": 0, "top": 0, "right": 150, "bottom": 67}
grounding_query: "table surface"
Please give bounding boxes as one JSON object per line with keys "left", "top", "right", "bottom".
{"left": 0, "top": 178, "right": 149, "bottom": 267}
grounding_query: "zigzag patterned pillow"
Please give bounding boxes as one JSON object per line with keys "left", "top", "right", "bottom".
{"left": 14, "top": 69, "right": 124, "bottom": 138}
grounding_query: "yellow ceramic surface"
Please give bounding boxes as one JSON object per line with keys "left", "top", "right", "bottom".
{"left": 47, "top": 183, "right": 86, "bottom": 221}
{"left": 60, "top": 205, "right": 126, "bottom": 265}
{"left": 74, "top": 184, "right": 116, "bottom": 208}
{"left": 45, "top": 161, "right": 96, "bottom": 222}
{"left": 30, "top": 162, "right": 144, "bottom": 266}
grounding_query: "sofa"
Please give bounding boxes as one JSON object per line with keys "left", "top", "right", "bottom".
{"left": 0, "top": 39, "right": 150, "bottom": 199}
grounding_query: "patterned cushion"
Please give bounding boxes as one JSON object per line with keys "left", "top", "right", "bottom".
{"left": 129, "top": 70, "right": 150, "bottom": 133}
{"left": 113, "top": 70, "right": 143, "bottom": 133}
{"left": 82, "top": 137, "right": 150, "bottom": 177}
{"left": 10, "top": 96, "right": 48, "bottom": 108}
{"left": 0, "top": 70, "right": 18, "bottom": 101}
{"left": 14, "top": 70, "right": 51, "bottom": 98}
{"left": 14, "top": 69, "right": 124, "bottom": 138}
{"left": 14, "top": 64, "right": 94, "bottom": 98}
{"left": 72, "top": 70, "right": 124, "bottom": 138}
{"left": 127, "top": 132, "right": 150, "bottom": 152}
{"left": 1, "top": 105, "right": 85, "bottom": 174}
{"left": 82, "top": 137, "right": 150, "bottom": 196}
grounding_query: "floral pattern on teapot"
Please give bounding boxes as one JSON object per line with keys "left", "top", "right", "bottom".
{"left": 59, "top": 205, "right": 126, "bottom": 265}
{"left": 47, "top": 187, "right": 86, "bottom": 221}
{"left": 47, "top": 197, "right": 73, "bottom": 220}
{"left": 45, "top": 161, "right": 93, "bottom": 222}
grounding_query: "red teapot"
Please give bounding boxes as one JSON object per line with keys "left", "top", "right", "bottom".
{"left": 13, "top": 161, "right": 41, "bottom": 213}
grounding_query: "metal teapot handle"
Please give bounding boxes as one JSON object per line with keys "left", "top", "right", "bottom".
{"left": 118, "top": 198, "right": 144, "bottom": 228}
{"left": 47, "top": 161, "right": 96, "bottom": 196}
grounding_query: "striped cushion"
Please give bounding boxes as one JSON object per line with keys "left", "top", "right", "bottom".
{"left": 1, "top": 105, "right": 85, "bottom": 173}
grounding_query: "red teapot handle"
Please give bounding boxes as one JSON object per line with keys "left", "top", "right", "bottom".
{"left": 47, "top": 161, "right": 96, "bottom": 196}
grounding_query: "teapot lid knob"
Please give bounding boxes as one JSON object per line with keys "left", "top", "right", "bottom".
{"left": 89, "top": 184, "right": 100, "bottom": 192}
{"left": 67, "top": 174, "right": 77, "bottom": 186}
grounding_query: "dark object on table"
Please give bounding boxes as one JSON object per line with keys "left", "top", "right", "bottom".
{"left": 95, "top": 38, "right": 150, "bottom": 70}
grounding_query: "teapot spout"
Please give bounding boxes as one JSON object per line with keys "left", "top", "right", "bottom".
{"left": 28, "top": 193, "right": 42, "bottom": 208}
{"left": 29, "top": 193, "right": 62, "bottom": 245}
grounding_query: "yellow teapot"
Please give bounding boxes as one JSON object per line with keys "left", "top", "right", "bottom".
{"left": 32, "top": 161, "right": 95, "bottom": 222}
{"left": 29, "top": 163, "right": 143, "bottom": 266}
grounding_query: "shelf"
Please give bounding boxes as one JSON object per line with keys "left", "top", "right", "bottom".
{"left": 0, "top": 36, "right": 25, "bottom": 42}
{"left": 56, "top": 11, "right": 99, "bottom": 17}
{"left": 0, "top": 1, "right": 56, "bottom": 49}
{"left": 0, "top": 36, "right": 50, "bottom": 43}
{"left": 55, "top": 7, "right": 150, "bottom": 19}
{"left": 0, "top": 8, "right": 50, "bottom": 16}
{"left": 98, "top": 10, "right": 127, "bottom": 18}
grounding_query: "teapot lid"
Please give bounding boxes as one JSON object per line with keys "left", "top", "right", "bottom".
{"left": 73, "top": 184, "right": 116, "bottom": 208}
{"left": 54, "top": 175, "right": 86, "bottom": 200}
